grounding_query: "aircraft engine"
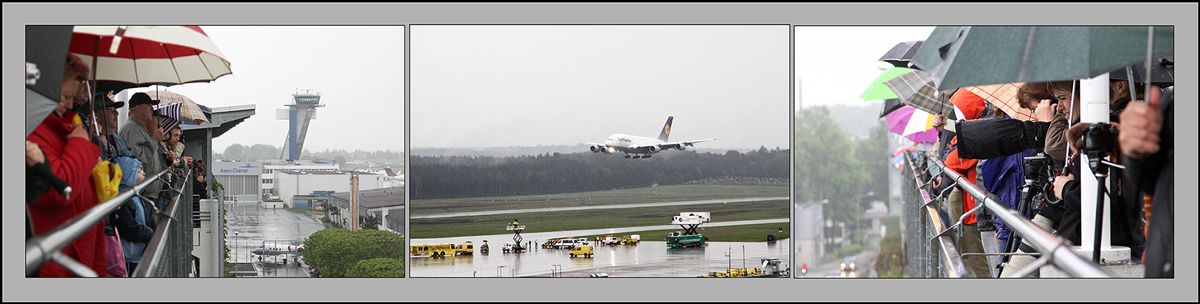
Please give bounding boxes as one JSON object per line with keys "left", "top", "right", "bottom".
{"left": 646, "top": 146, "right": 661, "bottom": 153}
{"left": 675, "top": 144, "right": 686, "bottom": 151}
{"left": 590, "top": 145, "right": 603, "bottom": 153}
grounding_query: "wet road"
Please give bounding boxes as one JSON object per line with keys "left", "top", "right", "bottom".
{"left": 411, "top": 240, "right": 790, "bottom": 278}
{"left": 413, "top": 218, "right": 789, "bottom": 245}
{"left": 412, "top": 197, "right": 788, "bottom": 219}
{"left": 225, "top": 201, "right": 326, "bottom": 277}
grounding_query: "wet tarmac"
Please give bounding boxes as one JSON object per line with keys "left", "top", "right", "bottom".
{"left": 411, "top": 238, "right": 791, "bottom": 278}
{"left": 412, "top": 197, "right": 789, "bottom": 219}
{"left": 225, "top": 201, "right": 327, "bottom": 277}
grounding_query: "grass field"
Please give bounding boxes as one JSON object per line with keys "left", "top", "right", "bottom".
{"left": 410, "top": 184, "right": 788, "bottom": 215}
{"left": 410, "top": 199, "right": 789, "bottom": 239}
{"left": 574, "top": 223, "right": 791, "bottom": 243}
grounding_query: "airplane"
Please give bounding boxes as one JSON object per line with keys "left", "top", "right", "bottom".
{"left": 250, "top": 240, "right": 305, "bottom": 264}
{"left": 383, "top": 168, "right": 403, "bottom": 181}
{"left": 587, "top": 116, "right": 716, "bottom": 159}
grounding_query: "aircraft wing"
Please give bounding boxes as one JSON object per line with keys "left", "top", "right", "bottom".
{"left": 659, "top": 139, "right": 718, "bottom": 150}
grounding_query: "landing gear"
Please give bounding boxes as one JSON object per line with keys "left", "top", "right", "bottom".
{"left": 624, "top": 155, "right": 631, "bottom": 159}
{"left": 633, "top": 155, "right": 641, "bottom": 159}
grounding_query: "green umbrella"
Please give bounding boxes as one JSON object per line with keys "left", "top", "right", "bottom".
{"left": 913, "top": 26, "right": 1174, "bottom": 90}
{"left": 860, "top": 66, "right": 913, "bottom": 101}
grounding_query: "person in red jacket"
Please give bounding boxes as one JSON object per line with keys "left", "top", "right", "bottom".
{"left": 27, "top": 54, "right": 106, "bottom": 277}
{"left": 931, "top": 89, "right": 991, "bottom": 278}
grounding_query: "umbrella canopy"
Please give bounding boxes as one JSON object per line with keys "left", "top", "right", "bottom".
{"left": 1109, "top": 55, "right": 1173, "bottom": 85}
{"left": 69, "top": 26, "right": 232, "bottom": 86}
{"left": 882, "top": 69, "right": 956, "bottom": 118}
{"left": 145, "top": 89, "right": 210, "bottom": 125}
{"left": 878, "top": 40, "right": 924, "bottom": 68}
{"left": 884, "top": 105, "right": 939, "bottom": 143}
{"left": 860, "top": 66, "right": 914, "bottom": 101}
{"left": 878, "top": 98, "right": 905, "bottom": 118}
{"left": 913, "top": 26, "right": 1174, "bottom": 90}
{"left": 26, "top": 26, "right": 75, "bottom": 138}
{"left": 965, "top": 83, "right": 1035, "bottom": 121}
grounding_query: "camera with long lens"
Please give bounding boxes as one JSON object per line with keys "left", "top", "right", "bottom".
{"left": 1022, "top": 153, "right": 1056, "bottom": 214}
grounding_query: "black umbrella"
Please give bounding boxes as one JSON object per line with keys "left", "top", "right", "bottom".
{"left": 1109, "top": 55, "right": 1173, "bottom": 86}
{"left": 26, "top": 25, "right": 74, "bottom": 138}
{"left": 878, "top": 98, "right": 905, "bottom": 118}
{"left": 25, "top": 26, "right": 74, "bottom": 202}
{"left": 878, "top": 40, "right": 924, "bottom": 68}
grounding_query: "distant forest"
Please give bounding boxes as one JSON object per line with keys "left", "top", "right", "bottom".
{"left": 411, "top": 148, "right": 789, "bottom": 199}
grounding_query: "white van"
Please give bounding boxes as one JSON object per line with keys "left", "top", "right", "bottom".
{"left": 556, "top": 238, "right": 578, "bottom": 249}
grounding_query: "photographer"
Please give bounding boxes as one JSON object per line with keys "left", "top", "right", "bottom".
{"left": 1118, "top": 87, "right": 1171, "bottom": 277}
{"left": 1051, "top": 81, "right": 1145, "bottom": 258}
{"left": 192, "top": 159, "right": 209, "bottom": 200}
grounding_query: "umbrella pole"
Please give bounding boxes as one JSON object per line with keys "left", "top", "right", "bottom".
{"left": 1143, "top": 26, "right": 1154, "bottom": 103}
{"left": 1064, "top": 81, "right": 1076, "bottom": 167}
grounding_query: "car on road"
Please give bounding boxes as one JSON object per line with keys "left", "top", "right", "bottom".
{"left": 840, "top": 256, "right": 857, "bottom": 272}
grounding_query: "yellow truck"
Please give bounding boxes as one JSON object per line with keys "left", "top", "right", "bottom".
{"left": 569, "top": 245, "right": 594, "bottom": 258}
{"left": 619, "top": 235, "right": 641, "bottom": 245}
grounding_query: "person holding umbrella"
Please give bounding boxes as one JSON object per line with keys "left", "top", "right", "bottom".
{"left": 27, "top": 54, "right": 107, "bottom": 277}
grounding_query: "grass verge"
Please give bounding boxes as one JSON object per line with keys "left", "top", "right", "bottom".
{"left": 411, "top": 199, "right": 788, "bottom": 239}
{"left": 411, "top": 184, "right": 787, "bottom": 215}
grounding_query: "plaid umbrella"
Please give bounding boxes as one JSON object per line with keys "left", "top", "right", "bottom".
{"left": 145, "top": 89, "right": 209, "bottom": 125}
{"left": 966, "top": 83, "right": 1035, "bottom": 121}
{"left": 882, "top": 69, "right": 956, "bottom": 119}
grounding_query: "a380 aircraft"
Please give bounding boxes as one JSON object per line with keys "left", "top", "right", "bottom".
{"left": 587, "top": 116, "right": 716, "bottom": 159}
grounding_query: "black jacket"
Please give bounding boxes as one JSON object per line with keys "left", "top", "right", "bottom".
{"left": 956, "top": 118, "right": 1051, "bottom": 160}
{"left": 1123, "top": 89, "right": 1173, "bottom": 278}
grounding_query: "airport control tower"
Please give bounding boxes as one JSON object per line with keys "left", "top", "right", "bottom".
{"left": 278, "top": 89, "right": 324, "bottom": 161}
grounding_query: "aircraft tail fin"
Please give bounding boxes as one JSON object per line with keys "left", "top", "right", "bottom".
{"left": 384, "top": 168, "right": 397, "bottom": 177}
{"left": 658, "top": 116, "right": 673, "bottom": 142}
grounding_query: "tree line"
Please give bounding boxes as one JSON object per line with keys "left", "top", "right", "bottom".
{"left": 794, "top": 106, "right": 890, "bottom": 227}
{"left": 411, "top": 147, "right": 789, "bottom": 199}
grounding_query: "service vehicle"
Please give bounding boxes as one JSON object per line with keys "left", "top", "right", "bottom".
{"left": 480, "top": 240, "right": 490, "bottom": 253}
{"left": 666, "top": 234, "right": 706, "bottom": 248}
{"left": 620, "top": 235, "right": 640, "bottom": 245}
{"left": 569, "top": 245, "right": 594, "bottom": 258}
{"left": 410, "top": 244, "right": 457, "bottom": 257}
{"left": 455, "top": 242, "right": 474, "bottom": 255}
{"left": 541, "top": 239, "right": 559, "bottom": 249}
{"left": 555, "top": 238, "right": 579, "bottom": 249}
{"left": 602, "top": 235, "right": 620, "bottom": 245}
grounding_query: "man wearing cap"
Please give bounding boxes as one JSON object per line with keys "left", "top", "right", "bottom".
{"left": 93, "top": 93, "right": 132, "bottom": 160}
{"left": 119, "top": 92, "right": 165, "bottom": 204}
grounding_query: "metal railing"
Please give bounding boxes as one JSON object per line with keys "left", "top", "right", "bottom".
{"left": 901, "top": 151, "right": 970, "bottom": 278}
{"left": 26, "top": 167, "right": 194, "bottom": 277}
{"left": 903, "top": 150, "right": 1111, "bottom": 278}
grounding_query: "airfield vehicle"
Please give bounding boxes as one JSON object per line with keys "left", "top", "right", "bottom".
{"left": 620, "top": 235, "right": 641, "bottom": 245}
{"left": 542, "top": 239, "right": 559, "bottom": 249}
{"left": 411, "top": 244, "right": 457, "bottom": 257}
{"left": 555, "top": 238, "right": 579, "bottom": 249}
{"left": 455, "top": 242, "right": 474, "bottom": 255}
{"left": 569, "top": 245, "right": 594, "bottom": 258}
{"left": 575, "top": 238, "right": 591, "bottom": 246}
{"left": 666, "top": 234, "right": 706, "bottom": 248}
{"left": 503, "top": 243, "right": 515, "bottom": 253}
{"left": 602, "top": 235, "right": 621, "bottom": 245}
{"left": 480, "top": 240, "right": 490, "bottom": 253}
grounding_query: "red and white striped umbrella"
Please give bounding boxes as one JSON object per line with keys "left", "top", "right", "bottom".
{"left": 69, "top": 26, "right": 232, "bottom": 85}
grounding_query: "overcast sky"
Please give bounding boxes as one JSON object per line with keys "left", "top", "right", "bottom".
{"left": 410, "top": 26, "right": 790, "bottom": 150}
{"left": 795, "top": 26, "right": 934, "bottom": 110}
{"left": 146, "top": 26, "right": 405, "bottom": 153}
